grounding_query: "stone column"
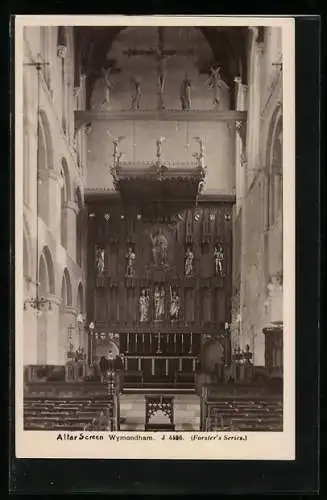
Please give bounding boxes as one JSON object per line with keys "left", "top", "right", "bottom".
{"left": 63, "top": 200, "right": 78, "bottom": 259}
{"left": 46, "top": 294, "right": 61, "bottom": 364}
{"left": 247, "top": 27, "right": 264, "bottom": 180}
{"left": 48, "top": 169, "right": 61, "bottom": 237}
{"left": 58, "top": 305, "right": 77, "bottom": 364}
{"left": 23, "top": 293, "right": 38, "bottom": 365}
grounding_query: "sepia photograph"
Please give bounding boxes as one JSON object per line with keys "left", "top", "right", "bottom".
{"left": 15, "top": 16, "right": 294, "bottom": 460}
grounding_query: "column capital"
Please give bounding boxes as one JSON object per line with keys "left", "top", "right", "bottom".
{"left": 64, "top": 200, "right": 79, "bottom": 214}
{"left": 48, "top": 169, "right": 61, "bottom": 182}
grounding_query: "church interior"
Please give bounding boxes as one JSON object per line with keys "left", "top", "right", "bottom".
{"left": 22, "top": 24, "right": 283, "bottom": 432}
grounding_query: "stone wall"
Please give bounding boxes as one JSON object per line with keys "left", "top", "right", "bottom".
{"left": 22, "top": 27, "right": 87, "bottom": 365}
{"left": 231, "top": 26, "right": 283, "bottom": 367}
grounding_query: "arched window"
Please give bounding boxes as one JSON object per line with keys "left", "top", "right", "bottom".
{"left": 267, "top": 108, "right": 283, "bottom": 228}
{"left": 60, "top": 158, "right": 70, "bottom": 249}
{"left": 75, "top": 188, "right": 83, "bottom": 267}
{"left": 61, "top": 268, "right": 72, "bottom": 307}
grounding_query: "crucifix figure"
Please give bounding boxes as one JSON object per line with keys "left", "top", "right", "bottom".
{"left": 101, "top": 67, "right": 115, "bottom": 108}
{"left": 123, "top": 27, "right": 194, "bottom": 110}
{"left": 206, "top": 66, "right": 228, "bottom": 109}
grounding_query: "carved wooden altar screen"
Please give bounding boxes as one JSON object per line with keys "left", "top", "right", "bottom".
{"left": 86, "top": 192, "right": 233, "bottom": 387}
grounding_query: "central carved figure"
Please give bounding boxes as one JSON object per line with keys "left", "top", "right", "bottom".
{"left": 149, "top": 227, "right": 168, "bottom": 266}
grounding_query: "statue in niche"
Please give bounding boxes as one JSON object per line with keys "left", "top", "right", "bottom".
{"left": 139, "top": 288, "right": 150, "bottom": 322}
{"left": 131, "top": 76, "right": 141, "bottom": 110}
{"left": 214, "top": 243, "right": 225, "bottom": 276}
{"left": 180, "top": 72, "right": 192, "bottom": 110}
{"left": 185, "top": 247, "right": 194, "bottom": 276}
{"left": 96, "top": 248, "right": 105, "bottom": 274}
{"left": 170, "top": 287, "right": 180, "bottom": 320}
{"left": 149, "top": 227, "right": 168, "bottom": 266}
{"left": 125, "top": 247, "right": 136, "bottom": 277}
{"left": 101, "top": 67, "right": 115, "bottom": 108}
{"left": 206, "top": 66, "right": 225, "bottom": 109}
{"left": 154, "top": 285, "right": 165, "bottom": 320}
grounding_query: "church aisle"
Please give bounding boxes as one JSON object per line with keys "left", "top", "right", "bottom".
{"left": 120, "top": 393, "right": 200, "bottom": 431}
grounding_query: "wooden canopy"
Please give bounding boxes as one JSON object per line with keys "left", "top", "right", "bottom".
{"left": 110, "top": 161, "right": 206, "bottom": 209}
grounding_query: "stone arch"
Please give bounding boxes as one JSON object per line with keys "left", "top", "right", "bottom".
{"left": 266, "top": 103, "right": 283, "bottom": 228}
{"left": 61, "top": 267, "right": 73, "bottom": 307}
{"left": 41, "top": 245, "right": 55, "bottom": 295}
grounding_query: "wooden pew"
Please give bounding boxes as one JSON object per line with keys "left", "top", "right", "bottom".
{"left": 200, "top": 384, "right": 283, "bottom": 432}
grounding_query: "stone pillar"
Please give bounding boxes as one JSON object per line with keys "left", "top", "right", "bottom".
{"left": 247, "top": 27, "right": 264, "bottom": 180}
{"left": 46, "top": 295, "right": 61, "bottom": 364}
{"left": 263, "top": 324, "right": 283, "bottom": 377}
{"left": 48, "top": 169, "right": 61, "bottom": 237}
{"left": 64, "top": 200, "right": 78, "bottom": 259}
{"left": 58, "top": 305, "right": 77, "bottom": 365}
{"left": 267, "top": 274, "right": 283, "bottom": 324}
{"left": 23, "top": 301, "right": 38, "bottom": 365}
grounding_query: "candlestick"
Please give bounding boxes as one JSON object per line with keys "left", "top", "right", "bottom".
{"left": 126, "top": 333, "right": 129, "bottom": 353}
{"left": 157, "top": 332, "right": 161, "bottom": 353}
{"left": 188, "top": 332, "right": 193, "bottom": 354}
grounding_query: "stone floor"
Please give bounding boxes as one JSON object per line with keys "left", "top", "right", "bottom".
{"left": 120, "top": 393, "right": 201, "bottom": 431}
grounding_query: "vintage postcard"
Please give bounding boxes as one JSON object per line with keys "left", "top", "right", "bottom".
{"left": 15, "top": 15, "right": 295, "bottom": 460}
